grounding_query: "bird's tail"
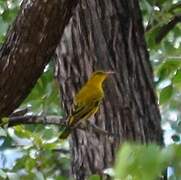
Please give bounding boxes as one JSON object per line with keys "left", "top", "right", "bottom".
{"left": 59, "top": 127, "right": 71, "bottom": 139}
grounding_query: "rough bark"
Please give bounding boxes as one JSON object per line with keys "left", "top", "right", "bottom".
{"left": 0, "top": 0, "right": 78, "bottom": 118}
{"left": 55, "top": 0, "right": 163, "bottom": 179}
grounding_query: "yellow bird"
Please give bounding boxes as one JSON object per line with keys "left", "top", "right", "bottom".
{"left": 59, "top": 70, "right": 114, "bottom": 139}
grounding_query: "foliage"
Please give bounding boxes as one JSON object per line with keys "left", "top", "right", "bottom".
{"left": 21, "top": 63, "right": 63, "bottom": 116}
{"left": 0, "top": 0, "right": 20, "bottom": 44}
{"left": 141, "top": 0, "right": 181, "bottom": 144}
{"left": 0, "top": 0, "right": 180, "bottom": 179}
{"left": 114, "top": 143, "right": 181, "bottom": 180}
{"left": 88, "top": 143, "right": 181, "bottom": 180}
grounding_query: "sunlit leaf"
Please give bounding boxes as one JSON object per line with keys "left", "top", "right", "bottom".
{"left": 25, "top": 158, "right": 36, "bottom": 171}
{"left": 172, "top": 69, "right": 181, "bottom": 84}
{"left": 0, "top": 169, "right": 7, "bottom": 179}
{"left": 115, "top": 143, "right": 166, "bottom": 180}
{"left": 14, "top": 126, "right": 31, "bottom": 138}
{"left": 157, "top": 60, "right": 181, "bottom": 82}
{"left": 0, "top": 127, "right": 7, "bottom": 137}
{"left": 88, "top": 175, "right": 101, "bottom": 180}
{"left": 2, "top": 8, "right": 18, "bottom": 22}
{"left": 159, "top": 85, "right": 173, "bottom": 104}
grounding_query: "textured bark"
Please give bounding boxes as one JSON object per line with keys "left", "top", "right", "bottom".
{"left": 0, "top": 0, "right": 77, "bottom": 118}
{"left": 55, "top": 0, "right": 163, "bottom": 179}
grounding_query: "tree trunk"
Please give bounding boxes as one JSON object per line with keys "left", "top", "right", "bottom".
{"left": 0, "top": 0, "right": 77, "bottom": 118}
{"left": 55, "top": 0, "right": 163, "bottom": 179}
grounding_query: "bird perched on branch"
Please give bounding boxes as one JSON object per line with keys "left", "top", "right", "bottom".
{"left": 59, "top": 70, "right": 114, "bottom": 139}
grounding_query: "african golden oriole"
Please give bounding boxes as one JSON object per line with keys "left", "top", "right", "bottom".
{"left": 59, "top": 70, "right": 114, "bottom": 139}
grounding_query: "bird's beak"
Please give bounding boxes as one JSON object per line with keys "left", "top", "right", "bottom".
{"left": 106, "top": 71, "right": 115, "bottom": 75}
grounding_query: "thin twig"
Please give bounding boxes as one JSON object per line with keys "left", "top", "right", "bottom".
{"left": 52, "top": 148, "right": 70, "bottom": 154}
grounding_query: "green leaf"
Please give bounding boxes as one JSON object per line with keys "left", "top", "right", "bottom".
{"left": 115, "top": 143, "right": 164, "bottom": 180}
{"left": 165, "top": 144, "right": 181, "bottom": 177}
{"left": 172, "top": 69, "right": 181, "bottom": 84}
{"left": 7, "top": 172, "right": 20, "bottom": 180}
{"left": 33, "top": 134, "right": 43, "bottom": 148}
{"left": 0, "top": 169, "right": 7, "bottom": 179}
{"left": 42, "top": 128, "right": 54, "bottom": 139}
{"left": 34, "top": 170, "right": 44, "bottom": 180}
{"left": 157, "top": 60, "right": 181, "bottom": 82}
{"left": 146, "top": 25, "right": 161, "bottom": 49}
{"left": 14, "top": 125, "right": 31, "bottom": 138}
{"left": 42, "top": 143, "right": 57, "bottom": 150}
{"left": 88, "top": 175, "right": 101, "bottom": 180}
{"left": 0, "top": 117, "right": 9, "bottom": 127}
{"left": 159, "top": 85, "right": 173, "bottom": 104}
{"left": 2, "top": 8, "right": 18, "bottom": 22}
{"left": 25, "top": 158, "right": 36, "bottom": 171}
{"left": 0, "top": 127, "right": 7, "bottom": 137}
{"left": 55, "top": 176, "right": 68, "bottom": 180}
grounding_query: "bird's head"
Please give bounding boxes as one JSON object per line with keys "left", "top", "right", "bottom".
{"left": 89, "top": 70, "right": 115, "bottom": 86}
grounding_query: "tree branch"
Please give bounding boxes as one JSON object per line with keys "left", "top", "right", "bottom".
{"left": 52, "top": 148, "right": 70, "bottom": 154}
{"left": 7, "top": 114, "right": 116, "bottom": 139}
{"left": 0, "top": 0, "right": 78, "bottom": 119}
{"left": 7, "top": 115, "right": 66, "bottom": 127}
{"left": 155, "top": 14, "right": 181, "bottom": 43}
{"left": 10, "top": 108, "right": 30, "bottom": 117}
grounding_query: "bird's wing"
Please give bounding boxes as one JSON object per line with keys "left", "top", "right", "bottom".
{"left": 67, "top": 99, "right": 100, "bottom": 127}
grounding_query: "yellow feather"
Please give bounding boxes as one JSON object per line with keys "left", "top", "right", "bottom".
{"left": 59, "top": 70, "right": 114, "bottom": 139}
